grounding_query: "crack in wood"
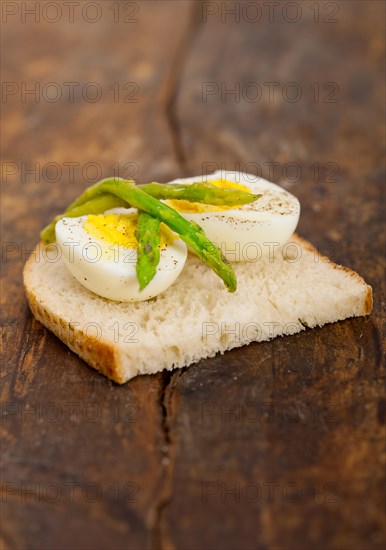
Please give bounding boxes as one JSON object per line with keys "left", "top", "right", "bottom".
{"left": 152, "top": 366, "right": 189, "bottom": 550}
{"left": 164, "top": 0, "right": 204, "bottom": 177}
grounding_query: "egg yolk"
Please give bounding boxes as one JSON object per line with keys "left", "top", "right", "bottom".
{"left": 84, "top": 213, "right": 176, "bottom": 249}
{"left": 166, "top": 179, "right": 251, "bottom": 213}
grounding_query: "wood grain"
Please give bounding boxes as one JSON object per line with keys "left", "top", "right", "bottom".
{"left": 1, "top": 1, "right": 385, "bottom": 549}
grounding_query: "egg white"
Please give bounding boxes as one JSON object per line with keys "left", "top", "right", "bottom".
{"left": 55, "top": 210, "right": 188, "bottom": 302}
{"left": 168, "top": 171, "right": 300, "bottom": 262}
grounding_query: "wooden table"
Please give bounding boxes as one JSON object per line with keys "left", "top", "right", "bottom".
{"left": 2, "top": 1, "right": 385, "bottom": 549}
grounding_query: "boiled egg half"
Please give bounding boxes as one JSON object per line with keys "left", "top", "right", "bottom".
{"left": 166, "top": 171, "right": 300, "bottom": 262}
{"left": 55, "top": 209, "right": 187, "bottom": 302}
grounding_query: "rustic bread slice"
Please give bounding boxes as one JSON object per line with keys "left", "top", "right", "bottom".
{"left": 23, "top": 235, "right": 372, "bottom": 383}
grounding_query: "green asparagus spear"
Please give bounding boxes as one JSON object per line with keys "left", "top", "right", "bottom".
{"left": 136, "top": 211, "right": 161, "bottom": 291}
{"left": 42, "top": 177, "right": 257, "bottom": 291}
{"left": 137, "top": 181, "right": 261, "bottom": 205}
{"left": 63, "top": 178, "right": 260, "bottom": 210}
{"left": 49, "top": 178, "right": 236, "bottom": 292}
{"left": 40, "top": 193, "right": 127, "bottom": 244}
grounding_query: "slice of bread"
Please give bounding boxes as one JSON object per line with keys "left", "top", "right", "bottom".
{"left": 23, "top": 235, "right": 372, "bottom": 384}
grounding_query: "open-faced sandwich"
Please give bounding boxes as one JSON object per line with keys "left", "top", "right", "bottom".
{"left": 23, "top": 171, "right": 372, "bottom": 383}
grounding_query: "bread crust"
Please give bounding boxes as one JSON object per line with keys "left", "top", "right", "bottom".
{"left": 23, "top": 235, "right": 373, "bottom": 384}
{"left": 24, "top": 256, "right": 126, "bottom": 383}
